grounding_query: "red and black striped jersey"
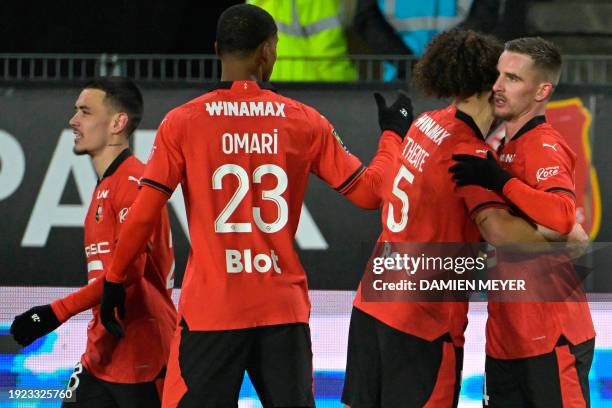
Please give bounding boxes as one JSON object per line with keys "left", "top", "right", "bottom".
{"left": 139, "top": 81, "right": 363, "bottom": 330}
{"left": 52, "top": 150, "right": 176, "bottom": 383}
{"left": 354, "top": 105, "right": 508, "bottom": 346}
{"left": 486, "top": 116, "right": 595, "bottom": 359}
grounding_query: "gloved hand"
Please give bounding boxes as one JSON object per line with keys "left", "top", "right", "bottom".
{"left": 11, "top": 305, "right": 61, "bottom": 347}
{"left": 450, "top": 151, "right": 513, "bottom": 191}
{"left": 100, "top": 279, "right": 126, "bottom": 337}
{"left": 374, "top": 92, "right": 413, "bottom": 140}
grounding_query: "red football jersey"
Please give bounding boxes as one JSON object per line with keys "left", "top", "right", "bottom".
{"left": 52, "top": 150, "right": 176, "bottom": 383}
{"left": 354, "top": 105, "right": 508, "bottom": 346}
{"left": 140, "top": 81, "right": 362, "bottom": 330}
{"left": 486, "top": 116, "right": 595, "bottom": 359}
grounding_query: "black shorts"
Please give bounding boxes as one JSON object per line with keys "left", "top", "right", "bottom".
{"left": 62, "top": 362, "right": 161, "bottom": 408}
{"left": 342, "top": 307, "right": 463, "bottom": 408}
{"left": 167, "top": 319, "right": 314, "bottom": 408}
{"left": 483, "top": 337, "right": 594, "bottom": 408}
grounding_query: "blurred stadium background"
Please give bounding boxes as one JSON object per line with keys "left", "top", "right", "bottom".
{"left": 1, "top": 0, "right": 611, "bottom": 406}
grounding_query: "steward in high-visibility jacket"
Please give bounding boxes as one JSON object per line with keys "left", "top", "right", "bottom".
{"left": 248, "top": 0, "right": 358, "bottom": 82}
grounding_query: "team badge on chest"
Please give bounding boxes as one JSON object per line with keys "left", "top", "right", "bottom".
{"left": 95, "top": 203, "right": 104, "bottom": 223}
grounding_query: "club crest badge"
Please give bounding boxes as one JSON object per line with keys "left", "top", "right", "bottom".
{"left": 96, "top": 203, "right": 103, "bottom": 223}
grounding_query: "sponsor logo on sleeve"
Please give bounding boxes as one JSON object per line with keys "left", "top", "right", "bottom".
{"left": 147, "top": 145, "right": 157, "bottom": 162}
{"left": 119, "top": 207, "right": 130, "bottom": 223}
{"left": 542, "top": 143, "right": 558, "bottom": 152}
{"left": 127, "top": 175, "right": 141, "bottom": 185}
{"left": 332, "top": 128, "right": 350, "bottom": 152}
{"left": 84, "top": 242, "right": 110, "bottom": 257}
{"left": 536, "top": 165, "right": 560, "bottom": 182}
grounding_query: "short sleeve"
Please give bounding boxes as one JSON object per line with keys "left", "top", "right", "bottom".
{"left": 141, "top": 111, "right": 186, "bottom": 196}
{"left": 308, "top": 109, "right": 364, "bottom": 194}
{"left": 521, "top": 135, "right": 576, "bottom": 197}
{"left": 452, "top": 142, "right": 509, "bottom": 218}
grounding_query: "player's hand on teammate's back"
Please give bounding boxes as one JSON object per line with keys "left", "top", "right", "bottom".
{"left": 101, "top": 279, "right": 126, "bottom": 337}
{"left": 450, "top": 151, "right": 513, "bottom": 191}
{"left": 566, "top": 223, "right": 590, "bottom": 260}
{"left": 373, "top": 92, "right": 413, "bottom": 140}
{"left": 10, "top": 305, "right": 61, "bottom": 347}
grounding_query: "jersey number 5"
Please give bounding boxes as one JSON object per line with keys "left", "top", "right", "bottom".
{"left": 212, "top": 164, "right": 288, "bottom": 234}
{"left": 386, "top": 165, "right": 415, "bottom": 233}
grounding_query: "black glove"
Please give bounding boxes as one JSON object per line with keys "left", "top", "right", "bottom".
{"left": 450, "top": 151, "right": 513, "bottom": 191}
{"left": 374, "top": 92, "right": 413, "bottom": 140}
{"left": 100, "top": 279, "right": 126, "bottom": 337}
{"left": 10, "top": 305, "right": 61, "bottom": 347}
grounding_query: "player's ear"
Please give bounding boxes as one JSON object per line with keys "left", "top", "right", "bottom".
{"left": 257, "top": 37, "right": 277, "bottom": 81}
{"left": 110, "top": 112, "right": 130, "bottom": 136}
{"left": 535, "top": 82, "right": 554, "bottom": 102}
{"left": 260, "top": 41, "right": 272, "bottom": 66}
{"left": 260, "top": 35, "right": 277, "bottom": 66}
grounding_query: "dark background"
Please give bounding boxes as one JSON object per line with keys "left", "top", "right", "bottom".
{"left": 0, "top": 1, "right": 242, "bottom": 54}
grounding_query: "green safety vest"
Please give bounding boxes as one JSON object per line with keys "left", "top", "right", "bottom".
{"left": 248, "top": 0, "right": 357, "bottom": 82}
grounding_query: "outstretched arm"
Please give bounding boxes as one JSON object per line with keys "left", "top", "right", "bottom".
{"left": 101, "top": 186, "right": 169, "bottom": 337}
{"left": 343, "top": 92, "right": 413, "bottom": 208}
{"left": 11, "top": 275, "right": 106, "bottom": 347}
{"left": 343, "top": 130, "right": 401, "bottom": 208}
{"left": 106, "top": 186, "right": 168, "bottom": 284}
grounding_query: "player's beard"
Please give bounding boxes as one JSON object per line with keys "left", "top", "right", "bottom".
{"left": 492, "top": 93, "right": 515, "bottom": 121}
{"left": 493, "top": 109, "right": 514, "bottom": 121}
{"left": 72, "top": 146, "right": 89, "bottom": 156}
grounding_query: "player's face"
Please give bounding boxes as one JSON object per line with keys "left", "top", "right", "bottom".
{"left": 492, "top": 51, "right": 542, "bottom": 121}
{"left": 69, "top": 89, "right": 113, "bottom": 156}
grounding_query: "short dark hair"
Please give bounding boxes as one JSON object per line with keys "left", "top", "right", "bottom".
{"left": 84, "top": 76, "right": 143, "bottom": 136}
{"left": 216, "top": 4, "right": 277, "bottom": 57}
{"left": 412, "top": 29, "right": 503, "bottom": 100}
{"left": 504, "top": 37, "right": 562, "bottom": 85}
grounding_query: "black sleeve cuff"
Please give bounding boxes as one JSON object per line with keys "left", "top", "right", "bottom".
{"left": 140, "top": 178, "right": 173, "bottom": 196}
{"left": 336, "top": 165, "right": 366, "bottom": 194}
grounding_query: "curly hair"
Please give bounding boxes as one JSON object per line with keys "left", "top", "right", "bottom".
{"left": 412, "top": 28, "right": 503, "bottom": 100}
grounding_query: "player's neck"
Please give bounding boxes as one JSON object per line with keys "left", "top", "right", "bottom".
{"left": 504, "top": 104, "right": 547, "bottom": 142}
{"left": 454, "top": 96, "right": 494, "bottom": 139}
{"left": 220, "top": 60, "right": 262, "bottom": 82}
{"left": 91, "top": 143, "right": 129, "bottom": 178}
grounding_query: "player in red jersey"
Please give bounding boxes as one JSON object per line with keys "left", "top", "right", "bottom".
{"left": 342, "top": 29, "right": 566, "bottom": 408}
{"left": 451, "top": 37, "right": 595, "bottom": 407}
{"left": 99, "top": 5, "right": 412, "bottom": 407}
{"left": 10, "top": 77, "right": 176, "bottom": 407}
